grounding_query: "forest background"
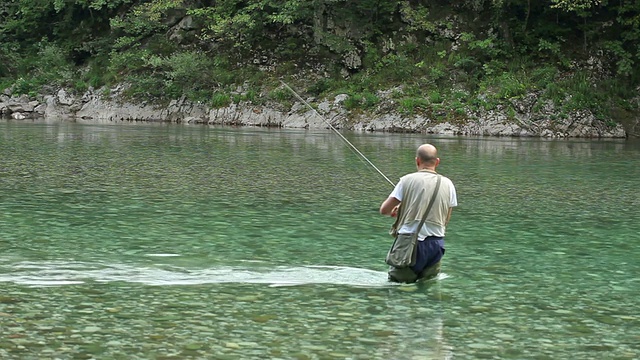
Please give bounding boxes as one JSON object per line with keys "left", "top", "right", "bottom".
{"left": 1, "top": 0, "right": 639, "bottom": 134}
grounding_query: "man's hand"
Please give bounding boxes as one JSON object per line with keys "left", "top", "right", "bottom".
{"left": 380, "top": 196, "right": 401, "bottom": 216}
{"left": 391, "top": 205, "right": 399, "bottom": 218}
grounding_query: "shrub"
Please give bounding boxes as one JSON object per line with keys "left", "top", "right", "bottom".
{"left": 211, "top": 93, "right": 231, "bottom": 108}
{"left": 341, "top": 91, "right": 379, "bottom": 111}
{"left": 428, "top": 90, "right": 443, "bottom": 104}
{"left": 399, "top": 97, "right": 429, "bottom": 114}
{"left": 166, "top": 51, "right": 216, "bottom": 90}
{"left": 269, "top": 88, "right": 293, "bottom": 102}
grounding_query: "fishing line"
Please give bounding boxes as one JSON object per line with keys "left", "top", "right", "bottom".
{"left": 279, "top": 80, "right": 396, "bottom": 188}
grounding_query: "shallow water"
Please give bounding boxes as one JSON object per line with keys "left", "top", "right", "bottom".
{"left": 1, "top": 120, "right": 639, "bottom": 359}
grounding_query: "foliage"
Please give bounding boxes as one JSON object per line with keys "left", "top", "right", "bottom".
{"left": 0, "top": 41, "right": 20, "bottom": 78}
{"left": 550, "top": 0, "right": 604, "bottom": 11}
{"left": 398, "top": 97, "right": 429, "bottom": 115}
{"left": 343, "top": 92, "right": 379, "bottom": 110}
{"left": 211, "top": 93, "right": 232, "bottom": 108}
{"left": 188, "top": 0, "right": 313, "bottom": 52}
{"left": 399, "top": 2, "right": 435, "bottom": 32}
{"left": 480, "top": 71, "right": 529, "bottom": 100}
{"left": 0, "top": 0, "right": 639, "bottom": 123}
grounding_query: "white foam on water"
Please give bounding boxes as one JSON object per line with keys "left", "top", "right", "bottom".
{"left": 0, "top": 260, "right": 400, "bottom": 288}
{"left": 435, "top": 272, "right": 450, "bottom": 281}
{"left": 144, "top": 254, "right": 181, "bottom": 257}
{"left": 20, "top": 280, "right": 86, "bottom": 286}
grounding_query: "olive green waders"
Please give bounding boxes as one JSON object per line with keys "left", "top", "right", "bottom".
{"left": 388, "top": 260, "right": 442, "bottom": 283}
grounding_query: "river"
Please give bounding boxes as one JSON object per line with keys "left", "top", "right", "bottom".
{"left": 1, "top": 119, "right": 639, "bottom": 359}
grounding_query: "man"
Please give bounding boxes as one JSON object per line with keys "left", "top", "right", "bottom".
{"left": 379, "top": 144, "right": 457, "bottom": 283}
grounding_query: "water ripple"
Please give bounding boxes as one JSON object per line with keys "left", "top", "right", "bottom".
{"left": 0, "top": 260, "right": 399, "bottom": 287}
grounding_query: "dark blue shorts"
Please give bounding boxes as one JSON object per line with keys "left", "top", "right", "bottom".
{"left": 410, "top": 237, "right": 445, "bottom": 274}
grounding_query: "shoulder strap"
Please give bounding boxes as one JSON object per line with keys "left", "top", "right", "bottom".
{"left": 416, "top": 174, "right": 442, "bottom": 231}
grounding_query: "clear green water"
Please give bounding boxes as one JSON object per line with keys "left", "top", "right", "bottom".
{"left": 1, "top": 120, "right": 639, "bottom": 359}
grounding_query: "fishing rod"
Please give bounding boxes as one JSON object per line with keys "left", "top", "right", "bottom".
{"left": 279, "top": 80, "right": 396, "bottom": 188}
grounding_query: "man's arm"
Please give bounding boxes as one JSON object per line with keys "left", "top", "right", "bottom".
{"left": 446, "top": 182, "right": 457, "bottom": 225}
{"left": 380, "top": 197, "right": 401, "bottom": 216}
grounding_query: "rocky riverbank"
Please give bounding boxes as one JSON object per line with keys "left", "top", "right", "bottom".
{"left": 0, "top": 86, "right": 633, "bottom": 138}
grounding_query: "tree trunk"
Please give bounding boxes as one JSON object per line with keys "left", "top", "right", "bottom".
{"left": 523, "top": 0, "right": 530, "bottom": 33}
{"left": 502, "top": 20, "right": 514, "bottom": 48}
{"left": 583, "top": 16, "right": 587, "bottom": 52}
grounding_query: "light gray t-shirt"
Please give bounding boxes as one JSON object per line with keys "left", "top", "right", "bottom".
{"left": 389, "top": 172, "right": 457, "bottom": 238}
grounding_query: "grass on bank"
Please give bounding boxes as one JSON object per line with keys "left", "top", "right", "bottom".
{"left": 0, "top": 39, "right": 636, "bottom": 127}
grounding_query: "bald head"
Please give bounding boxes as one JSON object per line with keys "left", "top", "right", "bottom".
{"left": 416, "top": 144, "right": 438, "bottom": 166}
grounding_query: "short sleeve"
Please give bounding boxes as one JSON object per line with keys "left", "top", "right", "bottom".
{"left": 389, "top": 179, "right": 404, "bottom": 201}
{"left": 449, "top": 182, "right": 458, "bottom": 207}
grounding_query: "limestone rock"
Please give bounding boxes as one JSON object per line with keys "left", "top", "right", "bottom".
{"left": 57, "top": 89, "right": 75, "bottom": 105}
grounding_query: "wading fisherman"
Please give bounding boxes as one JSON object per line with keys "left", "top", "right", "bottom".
{"left": 379, "top": 144, "right": 458, "bottom": 283}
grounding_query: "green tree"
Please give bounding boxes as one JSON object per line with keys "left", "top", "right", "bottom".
{"left": 550, "top": 0, "right": 604, "bottom": 10}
